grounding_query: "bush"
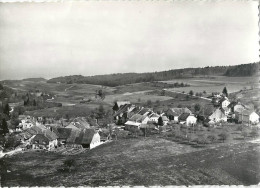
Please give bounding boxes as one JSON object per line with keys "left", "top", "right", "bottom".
{"left": 218, "top": 132, "right": 229, "bottom": 143}
{"left": 207, "top": 134, "right": 218, "bottom": 143}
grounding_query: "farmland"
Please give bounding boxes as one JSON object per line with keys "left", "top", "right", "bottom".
{"left": 162, "top": 76, "right": 259, "bottom": 94}
{"left": 1, "top": 136, "right": 260, "bottom": 186}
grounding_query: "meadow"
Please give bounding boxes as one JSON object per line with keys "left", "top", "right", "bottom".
{"left": 1, "top": 136, "right": 259, "bottom": 186}
{"left": 162, "top": 76, "right": 259, "bottom": 94}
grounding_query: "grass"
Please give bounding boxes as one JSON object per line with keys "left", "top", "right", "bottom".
{"left": 1, "top": 135, "right": 260, "bottom": 186}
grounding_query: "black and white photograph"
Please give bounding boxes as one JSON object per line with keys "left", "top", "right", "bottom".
{"left": 0, "top": 0, "right": 259, "bottom": 186}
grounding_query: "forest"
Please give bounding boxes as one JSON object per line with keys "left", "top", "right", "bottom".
{"left": 47, "top": 62, "right": 259, "bottom": 87}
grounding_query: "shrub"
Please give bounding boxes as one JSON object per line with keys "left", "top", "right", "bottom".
{"left": 207, "top": 134, "right": 217, "bottom": 143}
{"left": 218, "top": 132, "right": 229, "bottom": 143}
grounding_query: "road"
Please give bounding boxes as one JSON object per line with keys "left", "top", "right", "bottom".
{"left": 163, "top": 89, "right": 211, "bottom": 101}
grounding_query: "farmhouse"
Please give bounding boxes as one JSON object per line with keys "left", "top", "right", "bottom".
{"left": 53, "top": 127, "right": 72, "bottom": 145}
{"left": 219, "top": 97, "right": 230, "bottom": 108}
{"left": 149, "top": 113, "right": 160, "bottom": 123}
{"left": 67, "top": 117, "right": 90, "bottom": 130}
{"left": 165, "top": 107, "right": 192, "bottom": 121}
{"left": 178, "top": 113, "right": 197, "bottom": 126}
{"left": 113, "top": 101, "right": 131, "bottom": 111}
{"left": 237, "top": 110, "right": 259, "bottom": 125}
{"left": 208, "top": 108, "right": 227, "bottom": 123}
{"left": 31, "top": 131, "right": 58, "bottom": 150}
{"left": 75, "top": 129, "right": 101, "bottom": 149}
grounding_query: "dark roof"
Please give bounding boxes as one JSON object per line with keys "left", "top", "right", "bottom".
{"left": 66, "top": 129, "right": 81, "bottom": 143}
{"left": 138, "top": 108, "right": 151, "bottom": 115}
{"left": 113, "top": 104, "right": 133, "bottom": 117}
{"left": 75, "top": 129, "right": 96, "bottom": 145}
{"left": 41, "top": 129, "right": 58, "bottom": 141}
{"left": 167, "top": 108, "right": 192, "bottom": 116}
{"left": 55, "top": 128, "right": 72, "bottom": 139}
{"left": 31, "top": 134, "right": 49, "bottom": 145}
{"left": 178, "top": 113, "right": 190, "bottom": 121}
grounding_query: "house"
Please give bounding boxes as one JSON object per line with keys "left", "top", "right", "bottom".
{"left": 149, "top": 113, "right": 160, "bottom": 123}
{"left": 31, "top": 133, "right": 57, "bottom": 150}
{"left": 165, "top": 108, "right": 192, "bottom": 121}
{"left": 178, "top": 113, "right": 197, "bottom": 126}
{"left": 99, "top": 129, "right": 111, "bottom": 142}
{"left": 208, "top": 108, "right": 227, "bottom": 123}
{"left": 137, "top": 108, "right": 153, "bottom": 116}
{"left": 219, "top": 97, "right": 230, "bottom": 108}
{"left": 53, "top": 127, "right": 72, "bottom": 145}
{"left": 112, "top": 101, "right": 131, "bottom": 111}
{"left": 67, "top": 117, "right": 90, "bottom": 130}
{"left": 75, "top": 129, "right": 101, "bottom": 149}
{"left": 16, "top": 116, "right": 36, "bottom": 131}
{"left": 161, "top": 116, "right": 169, "bottom": 125}
{"left": 237, "top": 110, "right": 259, "bottom": 125}
{"left": 113, "top": 104, "right": 136, "bottom": 124}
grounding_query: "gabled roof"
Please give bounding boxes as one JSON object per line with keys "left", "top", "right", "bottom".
{"left": 65, "top": 124, "right": 81, "bottom": 130}
{"left": 239, "top": 109, "right": 258, "bottom": 116}
{"left": 116, "top": 101, "right": 130, "bottom": 108}
{"left": 138, "top": 108, "right": 152, "bottom": 115}
{"left": 178, "top": 113, "right": 190, "bottom": 121}
{"left": 218, "top": 97, "right": 229, "bottom": 104}
{"left": 66, "top": 129, "right": 81, "bottom": 143}
{"left": 43, "top": 129, "right": 58, "bottom": 140}
{"left": 31, "top": 134, "right": 49, "bottom": 145}
{"left": 68, "top": 117, "right": 90, "bottom": 130}
{"left": 168, "top": 108, "right": 192, "bottom": 116}
{"left": 75, "top": 129, "right": 96, "bottom": 145}
{"left": 54, "top": 128, "right": 72, "bottom": 139}
{"left": 129, "top": 114, "right": 143, "bottom": 122}
{"left": 113, "top": 104, "right": 134, "bottom": 117}
{"left": 209, "top": 108, "right": 226, "bottom": 119}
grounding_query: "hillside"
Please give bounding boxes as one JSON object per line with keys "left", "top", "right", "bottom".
{"left": 22, "top": 78, "right": 46, "bottom": 82}
{"left": 47, "top": 62, "right": 259, "bottom": 87}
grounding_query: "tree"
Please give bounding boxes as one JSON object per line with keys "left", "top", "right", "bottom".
{"left": 146, "top": 100, "right": 152, "bottom": 107}
{"left": 0, "top": 119, "right": 9, "bottom": 136}
{"left": 189, "top": 90, "right": 194, "bottom": 96}
{"left": 161, "top": 90, "right": 165, "bottom": 96}
{"left": 97, "top": 104, "right": 105, "bottom": 119}
{"left": 194, "top": 104, "right": 201, "bottom": 112}
{"left": 222, "top": 87, "right": 228, "bottom": 97}
{"left": 0, "top": 83, "right": 3, "bottom": 90}
{"left": 33, "top": 99, "right": 37, "bottom": 106}
{"left": 3, "top": 104, "right": 10, "bottom": 117}
{"left": 158, "top": 116, "right": 163, "bottom": 126}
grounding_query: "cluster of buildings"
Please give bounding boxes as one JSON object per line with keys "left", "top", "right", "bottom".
{"left": 113, "top": 101, "right": 198, "bottom": 132}
{"left": 113, "top": 95, "right": 259, "bottom": 132}
{"left": 13, "top": 116, "right": 107, "bottom": 151}
{"left": 209, "top": 95, "right": 259, "bottom": 125}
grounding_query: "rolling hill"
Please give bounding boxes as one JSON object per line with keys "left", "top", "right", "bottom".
{"left": 47, "top": 62, "right": 259, "bottom": 87}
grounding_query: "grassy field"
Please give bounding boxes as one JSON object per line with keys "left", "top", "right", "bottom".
{"left": 1, "top": 136, "right": 259, "bottom": 186}
{"left": 162, "top": 76, "right": 259, "bottom": 94}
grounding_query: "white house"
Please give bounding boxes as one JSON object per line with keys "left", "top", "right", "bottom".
{"left": 149, "top": 113, "right": 160, "bottom": 123}
{"left": 219, "top": 97, "right": 230, "bottom": 108}
{"left": 208, "top": 108, "right": 227, "bottom": 123}
{"left": 178, "top": 113, "right": 197, "bottom": 126}
{"left": 238, "top": 110, "right": 259, "bottom": 125}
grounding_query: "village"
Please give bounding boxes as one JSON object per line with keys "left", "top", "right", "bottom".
{"left": 0, "top": 86, "right": 259, "bottom": 158}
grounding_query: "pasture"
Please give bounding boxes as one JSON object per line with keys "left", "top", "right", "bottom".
{"left": 1, "top": 137, "right": 259, "bottom": 186}
{"left": 162, "top": 76, "right": 259, "bottom": 94}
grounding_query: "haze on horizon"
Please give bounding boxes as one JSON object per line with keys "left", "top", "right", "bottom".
{"left": 0, "top": 1, "right": 259, "bottom": 80}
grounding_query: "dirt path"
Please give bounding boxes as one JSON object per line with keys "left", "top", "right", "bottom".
{"left": 0, "top": 148, "right": 23, "bottom": 159}
{"left": 64, "top": 85, "right": 74, "bottom": 91}
{"left": 164, "top": 89, "right": 211, "bottom": 101}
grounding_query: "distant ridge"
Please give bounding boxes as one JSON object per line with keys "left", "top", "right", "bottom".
{"left": 45, "top": 62, "right": 258, "bottom": 86}
{"left": 22, "top": 78, "right": 46, "bottom": 82}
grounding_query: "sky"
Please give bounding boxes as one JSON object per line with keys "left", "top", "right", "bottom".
{"left": 0, "top": 1, "right": 259, "bottom": 80}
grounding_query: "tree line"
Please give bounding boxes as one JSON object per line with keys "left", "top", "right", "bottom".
{"left": 47, "top": 62, "right": 259, "bottom": 87}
